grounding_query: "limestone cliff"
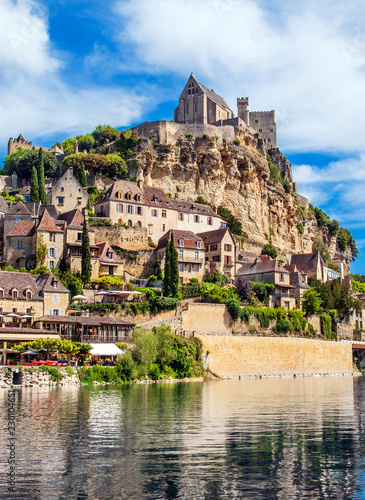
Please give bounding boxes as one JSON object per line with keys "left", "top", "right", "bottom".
{"left": 128, "top": 128, "right": 352, "bottom": 273}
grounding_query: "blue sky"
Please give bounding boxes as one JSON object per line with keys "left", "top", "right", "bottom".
{"left": 0, "top": 0, "right": 364, "bottom": 274}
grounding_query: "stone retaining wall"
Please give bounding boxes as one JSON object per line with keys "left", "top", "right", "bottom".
{"left": 197, "top": 335, "right": 353, "bottom": 378}
{"left": 0, "top": 367, "right": 80, "bottom": 389}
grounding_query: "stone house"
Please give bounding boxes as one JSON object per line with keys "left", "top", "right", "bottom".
{"left": 157, "top": 230, "right": 205, "bottom": 284}
{"left": 0, "top": 271, "right": 69, "bottom": 318}
{"left": 284, "top": 264, "right": 310, "bottom": 308}
{"left": 197, "top": 227, "right": 236, "bottom": 280}
{"left": 94, "top": 180, "right": 225, "bottom": 243}
{"left": 288, "top": 251, "right": 342, "bottom": 283}
{"left": 174, "top": 74, "right": 234, "bottom": 125}
{"left": 46, "top": 168, "right": 88, "bottom": 213}
{"left": 6, "top": 209, "right": 64, "bottom": 270}
{"left": 235, "top": 259, "right": 296, "bottom": 310}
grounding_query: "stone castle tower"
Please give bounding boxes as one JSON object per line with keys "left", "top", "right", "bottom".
{"left": 8, "top": 134, "right": 34, "bottom": 155}
{"left": 237, "top": 97, "right": 276, "bottom": 148}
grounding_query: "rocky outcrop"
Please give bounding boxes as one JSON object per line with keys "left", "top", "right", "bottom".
{"left": 128, "top": 128, "right": 352, "bottom": 272}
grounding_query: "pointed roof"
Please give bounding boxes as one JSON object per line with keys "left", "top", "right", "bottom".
{"left": 182, "top": 74, "right": 232, "bottom": 112}
{"left": 34, "top": 273, "right": 69, "bottom": 293}
{"left": 157, "top": 230, "right": 204, "bottom": 250}
{"left": 17, "top": 133, "right": 25, "bottom": 141}
{"left": 197, "top": 227, "right": 232, "bottom": 246}
{"left": 6, "top": 201, "right": 32, "bottom": 216}
{"left": 290, "top": 251, "right": 324, "bottom": 274}
{"left": 0, "top": 196, "right": 9, "bottom": 213}
{"left": 58, "top": 208, "right": 84, "bottom": 227}
{"left": 236, "top": 259, "right": 290, "bottom": 277}
{"left": 94, "top": 241, "right": 122, "bottom": 265}
{"left": 37, "top": 209, "right": 63, "bottom": 233}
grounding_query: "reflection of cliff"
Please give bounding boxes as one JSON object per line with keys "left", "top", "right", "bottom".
{"left": 129, "top": 127, "right": 352, "bottom": 271}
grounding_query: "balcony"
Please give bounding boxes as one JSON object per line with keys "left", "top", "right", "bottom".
{"left": 178, "top": 257, "right": 204, "bottom": 264}
{"left": 224, "top": 262, "right": 234, "bottom": 267}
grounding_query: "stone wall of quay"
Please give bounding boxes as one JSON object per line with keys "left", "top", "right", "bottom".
{"left": 196, "top": 335, "right": 354, "bottom": 378}
{"left": 0, "top": 367, "right": 80, "bottom": 389}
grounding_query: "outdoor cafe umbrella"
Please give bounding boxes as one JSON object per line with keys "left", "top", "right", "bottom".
{"left": 5, "top": 313, "right": 22, "bottom": 318}
{"left": 20, "top": 315, "right": 33, "bottom": 318}
{"left": 72, "top": 295, "right": 88, "bottom": 301}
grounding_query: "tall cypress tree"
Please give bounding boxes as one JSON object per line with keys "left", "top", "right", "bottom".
{"left": 169, "top": 231, "right": 180, "bottom": 298}
{"left": 30, "top": 166, "right": 39, "bottom": 202}
{"left": 37, "top": 148, "right": 46, "bottom": 204}
{"left": 163, "top": 236, "right": 171, "bottom": 297}
{"left": 79, "top": 162, "right": 87, "bottom": 188}
{"left": 81, "top": 214, "right": 91, "bottom": 285}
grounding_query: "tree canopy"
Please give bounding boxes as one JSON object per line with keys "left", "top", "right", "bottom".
{"left": 3, "top": 149, "right": 58, "bottom": 180}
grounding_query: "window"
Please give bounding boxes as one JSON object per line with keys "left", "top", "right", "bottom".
{"left": 187, "top": 264, "right": 191, "bottom": 272}
{"left": 127, "top": 205, "right": 134, "bottom": 214}
{"left": 12, "top": 308, "right": 17, "bottom": 313}
{"left": 270, "top": 128, "right": 273, "bottom": 132}
{"left": 77, "top": 232, "right": 82, "bottom": 241}
{"left": 0, "top": 289, "right": 3, "bottom": 299}
{"left": 107, "top": 251, "right": 113, "bottom": 259}
{"left": 17, "top": 240, "right": 23, "bottom": 249}
{"left": 49, "top": 233, "right": 55, "bottom": 242}
{"left": 179, "top": 263, "right": 183, "bottom": 272}
{"left": 280, "top": 273, "right": 285, "bottom": 283}
{"left": 128, "top": 220, "right": 133, "bottom": 227}
{"left": 117, "top": 204, "right": 124, "bottom": 213}
{"left": 194, "top": 264, "right": 199, "bottom": 272}
{"left": 194, "top": 215, "right": 200, "bottom": 223}
{"left": 210, "top": 244, "right": 217, "bottom": 251}
{"left": 109, "top": 266, "right": 114, "bottom": 276}
{"left": 117, "top": 191, "right": 123, "bottom": 199}
{"left": 78, "top": 189, "right": 81, "bottom": 192}
{"left": 195, "top": 251, "right": 199, "bottom": 260}
{"left": 136, "top": 221, "right": 142, "bottom": 228}
{"left": 208, "top": 217, "right": 212, "bottom": 226}
{"left": 126, "top": 192, "right": 132, "bottom": 200}
{"left": 224, "top": 244, "right": 232, "bottom": 252}
{"left": 58, "top": 197, "right": 64, "bottom": 206}
{"left": 179, "top": 249, "right": 183, "bottom": 258}
{"left": 52, "top": 280, "right": 58, "bottom": 289}
{"left": 152, "top": 209, "right": 158, "bottom": 217}
{"left": 51, "top": 309, "right": 59, "bottom": 316}
{"left": 259, "top": 129, "right": 262, "bottom": 133}
{"left": 255, "top": 119, "right": 258, "bottom": 124}
{"left": 197, "top": 241, "right": 201, "bottom": 249}
{"left": 15, "top": 216, "right": 20, "bottom": 223}
{"left": 77, "top": 197, "right": 82, "bottom": 205}
{"left": 26, "top": 308, "right": 31, "bottom": 314}
{"left": 162, "top": 209, "right": 167, "bottom": 218}
{"left": 220, "top": 222, "right": 227, "bottom": 228}
{"left": 162, "top": 224, "right": 166, "bottom": 231}
{"left": 49, "top": 248, "right": 55, "bottom": 257}
{"left": 213, "top": 255, "right": 221, "bottom": 262}
{"left": 178, "top": 213, "right": 184, "bottom": 221}
{"left": 48, "top": 261, "right": 55, "bottom": 269}
{"left": 284, "top": 301, "right": 290, "bottom": 311}
{"left": 60, "top": 187, "right": 64, "bottom": 192}
{"left": 179, "top": 239, "right": 184, "bottom": 247}
{"left": 136, "top": 206, "right": 143, "bottom": 215}
{"left": 54, "top": 295, "right": 59, "bottom": 303}
{"left": 26, "top": 291, "right": 32, "bottom": 300}
{"left": 12, "top": 290, "right": 18, "bottom": 299}
{"left": 136, "top": 194, "right": 141, "bottom": 202}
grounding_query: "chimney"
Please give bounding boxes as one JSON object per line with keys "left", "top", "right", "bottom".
{"left": 137, "top": 179, "right": 143, "bottom": 188}
{"left": 74, "top": 141, "right": 79, "bottom": 154}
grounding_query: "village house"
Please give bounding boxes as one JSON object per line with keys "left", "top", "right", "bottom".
{"left": 284, "top": 264, "right": 310, "bottom": 308}
{"left": 46, "top": 168, "right": 88, "bottom": 213}
{"left": 197, "top": 227, "right": 236, "bottom": 281}
{"left": 235, "top": 259, "right": 296, "bottom": 310}
{"left": 34, "top": 315, "right": 135, "bottom": 343}
{"left": 0, "top": 271, "right": 69, "bottom": 319}
{"left": 94, "top": 179, "right": 225, "bottom": 243}
{"left": 288, "top": 250, "right": 342, "bottom": 283}
{"left": 157, "top": 230, "right": 205, "bottom": 284}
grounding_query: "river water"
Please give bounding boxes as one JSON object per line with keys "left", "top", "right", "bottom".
{"left": 1, "top": 376, "right": 365, "bottom": 499}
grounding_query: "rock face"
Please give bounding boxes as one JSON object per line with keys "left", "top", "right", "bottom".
{"left": 128, "top": 128, "right": 352, "bottom": 273}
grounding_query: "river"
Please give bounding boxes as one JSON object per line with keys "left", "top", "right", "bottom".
{"left": 1, "top": 376, "right": 365, "bottom": 499}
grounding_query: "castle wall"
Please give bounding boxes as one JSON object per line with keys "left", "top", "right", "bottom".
{"left": 249, "top": 111, "right": 277, "bottom": 148}
{"left": 132, "top": 121, "right": 236, "bottom": 145}
{"left": 197, "top": 334, "right": 353, "bottom": 378}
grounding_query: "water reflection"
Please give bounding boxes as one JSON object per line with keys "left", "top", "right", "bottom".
{"left": 0, "top": 377, "right": 365, "bottom": 499}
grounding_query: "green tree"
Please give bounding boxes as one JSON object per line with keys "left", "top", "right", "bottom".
{"left": 79, "top": 162, "right": 87, "bottom": 187}
{"left": 77, "top": 133, "right": 95, "bottom": 152}
{"left": 62, "top": 137, "right": 77, "bottom": 154}
{"left": 30, "top": 166, "right": 39, "bottom": 202}
{"left": 261, "top": 240, "right": 277, "bottom": 259}
{"left": 81, "top": 215, "right": 91, "bottom": 285}
{"left": 35, "top": 234, "right": 47, "bottom": 266}
{"left": 169, "top": 231, "right": 180, "bottom": 298}
{"left": 60, "top": 272, "right": 83, "bottom": 298}
{"left": 114, "top": 129, "right": 138, "bottom": 158}
{"left": 217, "top": 205, "right": 243, "bottom": 236}
{"left": 163, "top": 237, "right": 171, "bottom": 297}
{"left": 92, "top": 125, "right": 120, "bottom": 147}
{"left": 2, "top": 148, "right": 28, "bottom": 174}
{"left": 37, "top": 148, "right": 46, "bottom": 204}
{"left": 8, "top": 149, "right": 57, "bottom": 180}
{"left": 156, "top": 260, "right": 163, "bottom": 281}
{"left": 105, "top": 154, "right": 128, "bottom": 179}
{"left": 302, "top": 288, "right": 322, "bottom": 316}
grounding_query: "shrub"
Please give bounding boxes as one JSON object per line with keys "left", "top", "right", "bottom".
{"left": 149, "top": 296, "right": 180, "bottom": 314}
{"left": 261, "top": 240, "right": 277, "bottom": 259}
{"left": 226, "top": 299, "right": 241, "bottom": 320}
{"left": 287, "top": 309, "right": 307, "bottom": 332}
{"left": 65, "top": 366, "right": 74, "bottom": 377}
{"left": 233, "top": 138, "right": 241, "bottom": 145}
{"left": 38, "top": 366, "right": 64, "bottom": 381}
{"left": 275, "top": 319, "right": 292, "bottom": 333}
{"left": 320, "top": 314, "right": 334, "bottom": 339}
{"left": 297, "top": 222, "right": 304, "bottom": 234}
{"left": 186, "top": 133, "right": 194, "bottom": 141}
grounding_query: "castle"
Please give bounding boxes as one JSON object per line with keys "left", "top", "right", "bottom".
{"left": 7, "top": 134, "right": 64, "bottom": 157}
{"left": 174, "top": 74, "right": 277, "bottom": 147}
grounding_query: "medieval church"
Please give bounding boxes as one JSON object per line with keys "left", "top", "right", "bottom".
{"left": 174, "top": 74, "right": 277, "bottom": 147}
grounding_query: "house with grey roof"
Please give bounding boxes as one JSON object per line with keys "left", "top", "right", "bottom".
{"left": 45, "top": 168, "right": 88, "bottom": 213}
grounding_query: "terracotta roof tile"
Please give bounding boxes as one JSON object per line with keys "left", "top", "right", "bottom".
{"left": 94, "top": 241, "right": 123, "bottom": 264}
{"left": 58, "top": 209, "right": 84, "bottom": 227}
{"left": 197, "top": 227, "right": 230, "bottom": 245}
{"left": 6, "top": 201, "right": 32, "bottom": 216}
{"left": 34, "top": 273, "right": 69, "bottom": 293}
{"left": 7, "top": 221, "right": 35, "bottom": 237}
{"left": 157, "top": 230, "right": 204, "bottom": 250}
{"left": 236, "top": 260, "right": 289, "bottom": 276}
{"left": 290, "top": 251, "right": 323, "bottom": 273}
{"left": 37, "top": 209, "right": 63, "bottom": 233}
{"left": 0, "top": 272, "right": 42, "bottom": 299}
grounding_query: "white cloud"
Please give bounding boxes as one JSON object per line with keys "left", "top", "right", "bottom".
{"left": 0, "top": 0, "right": 150, "bottom": 151}
{"left": 115, "top": 0, "right": 365, "bottom": 154}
